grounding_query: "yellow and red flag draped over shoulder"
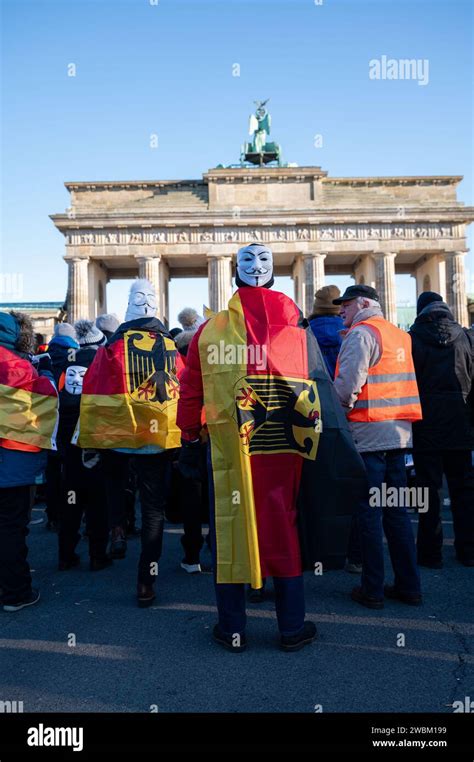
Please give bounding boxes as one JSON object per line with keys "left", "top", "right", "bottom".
{"left": 198, "top": 289, "right": 322, "bottom": 589}
{"left": 76, "top": 327, "right": 181, "bottom": 449}
{"left": 0, "top": 347, "right": 58, "bottom": 450}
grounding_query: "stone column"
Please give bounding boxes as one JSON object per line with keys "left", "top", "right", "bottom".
{"left": 292, "top": 257, "right": 303, "bottom": 307}
{"left": 67, "top": 257, "right": 90, "bottom": 323}
{"left": 374, "top": 252, "right": 397, "bottom": 324}
{"left": 353, "top": 254, "right": 376, "bottom": 289}
{"left": 305, "top": 252, "right": 326, "bottom": 317}
{"left": 445, "top": 251, "right": 469, "bottom": 326}
{"left": 159, "top": 258, "right": 170, "bottom": 326}
{"left": 293, "top": 253, "right": 326, "bottom": 316}
{"left": 137, "top": 254, "right": 161, "bottom": 296}
{"left": 136, "top": 254, "right": 163, "bottom": 320}
{"left": 208, "top": 254, "right": 233, "bottom": 313}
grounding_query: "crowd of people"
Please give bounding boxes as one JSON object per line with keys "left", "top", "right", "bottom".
{"left": 1, "top": 242, "right": 473, "bottom": 652}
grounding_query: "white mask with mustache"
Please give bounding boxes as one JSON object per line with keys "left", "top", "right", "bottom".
{"left": 236, "top": 245, "right": 273, "bottom": 287}
{"left": 125, "top": 278, "right": 157, "bottom": 321}
{"left": 65, "top": 365, "right": 87, "bottom": 395}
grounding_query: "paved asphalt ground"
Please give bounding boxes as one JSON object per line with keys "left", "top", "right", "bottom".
{"left": 1, "top": 502, "right": 473, "bottom": 714}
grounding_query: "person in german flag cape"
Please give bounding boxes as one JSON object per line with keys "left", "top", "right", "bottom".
{"left": 75, "top": 279, "right": 182, "bottom": 607}
{"left": 0, "top": 311, "right": 58, "bottom": 612}
{"left": 177, "top": 244, "right": 368, "bottom": 652}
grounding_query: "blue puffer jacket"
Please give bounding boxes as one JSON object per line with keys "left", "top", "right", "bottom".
{"left": 308, "top": 315, "right": 344, "bottom": 380}
{"left": 0, "top": 312, "right": 50, "bottom": 488}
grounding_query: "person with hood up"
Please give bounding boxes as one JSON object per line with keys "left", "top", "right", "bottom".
{"left": 409, "top": 292, "right": 474, "bottom": 568}
{"left": 56, "top": 319, "right": 110, "bottom": 571}
{"left": 44, "top": 322, "right": 79, "bottom": 531}
{"left": 75, "top": 280, "right": 182, "bottom": 607}
{"left": 48, "top": 323, "right": 79, "bottom": 383}
{"left": 177, "top": 243, "right": 367, "bottom": 651}
{"left": 0, "top": 311, "right": 58, "bottom": 611}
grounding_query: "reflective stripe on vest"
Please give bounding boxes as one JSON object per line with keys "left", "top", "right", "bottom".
{"left": 335, "top": 316, "right": 423, "bottom": 423}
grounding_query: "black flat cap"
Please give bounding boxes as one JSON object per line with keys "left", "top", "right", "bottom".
{"left": 332, "top": 284, "right": 380, "bottom": 304}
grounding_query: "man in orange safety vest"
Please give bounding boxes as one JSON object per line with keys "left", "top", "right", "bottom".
{"left": 333, "top": 285, "right": 422, "bottom": 610}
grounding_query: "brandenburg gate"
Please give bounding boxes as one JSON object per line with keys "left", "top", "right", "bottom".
{"left": 51, "top": 165, "right": 474, "bottom": 326}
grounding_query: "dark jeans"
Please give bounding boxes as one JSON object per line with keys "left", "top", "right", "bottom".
{"left": 179, "top": 444, "right": 210, "bottom": 562}
{"left": 45, "top": 451, "right": 61, "bottom": 524}
{"left": 207, "top": 445, "right": 305, "bottom": 636}
{"left": 102, "top": 450, "right": 137, "bottom": 532}
{"left": 0, "top": 486, "right": 33, "bottom": 604}
{"left": 358, "top": 449, "right": 420, "bottom": 600}
{"left": 414, "top": 449, "right": 474, "bottom": 563}
{"left": 58, "top": 446, "right": 109, "bottom": 562}
{"left": 214, "top": 576, "right": 305, "bottom": 637}
{"left": 347, "top": 515, "right": 362, "bottom": 565}
{"left": 135, "top": 453, "right": 168, "bottom": 586}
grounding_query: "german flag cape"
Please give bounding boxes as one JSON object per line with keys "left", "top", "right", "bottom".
{"left": 0, "top": 347, "right": 58, "bottom": 450}
{"left": 199, "top": 288, "right": 367, "bottom": 588}
{"left": 75, "top": 318, "right": 180, "bottom": 449}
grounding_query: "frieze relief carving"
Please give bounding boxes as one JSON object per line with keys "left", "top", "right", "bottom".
{"left": 66, "top": 223, "right": 456, "bottom": 246}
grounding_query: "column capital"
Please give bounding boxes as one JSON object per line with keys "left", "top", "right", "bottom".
{"left": 303, "top": 251, "right": 327, "bottom": 260}
{"left": 206, "top": 252, "right": 233, "bottom": 260}
{"left": 65, "top": 254, "right": 90, "bottom": 263}
{"left": 373, "top": 251, "right": 397, "bottom": 260}
{"left": 134, "top": 253, "right": 162, "bottom": 263}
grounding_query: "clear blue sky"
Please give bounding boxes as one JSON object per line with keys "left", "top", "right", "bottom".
{"left": 1, "top": 0, "right": 473, "bottom": 326}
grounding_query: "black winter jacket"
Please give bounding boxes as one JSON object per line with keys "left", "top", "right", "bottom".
{"left": 409, "top": 302, "right": 474, "bottom": 451}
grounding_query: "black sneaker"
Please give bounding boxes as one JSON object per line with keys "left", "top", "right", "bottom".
{"left": 90, "top": 556, "right": 113, "bottom": 572}
{"left": 456, "top": 556, "right": 474, "bottom": 568}
{"left": 247, "top": 587, "right": 265, "bottom": 603}
{"left": 4, "top": 588, "right": 40, "bottom": 612}
{"left": 58, "top": 553, "right": 80, "bottom": 571}
{"left": 137, "top": 584, "right": 156, "bottom": 608}
{"left": 351, "top": 585, "right": 384, "bottom": 610}
{"left": 280, "top": 621, "right": 317, "bottom": 652}
{"left": 180, "top": 559, "right": 201, "bottom": 574}
{"left": 212, "top": 624, "right": 247, "bottom": 652}
{"left": 384, "top": 585, "right": 422, "bottom": 606}
{"left": 110, "top": 538, "right": 127, "bottom": 559}
{"left": 418, "top": 558, "right": 443, "bottom": 569}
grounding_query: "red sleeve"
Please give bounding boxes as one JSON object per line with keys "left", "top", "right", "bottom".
{"left": 175, "top": 351, "right": 186, "bottom": 379}
{"left": 176, "top": 322, "right": 207, "bottom": 441}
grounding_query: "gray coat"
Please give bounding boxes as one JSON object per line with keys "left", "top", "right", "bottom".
{"left": 333, "top": 306, "right": 412, "bottom": 453}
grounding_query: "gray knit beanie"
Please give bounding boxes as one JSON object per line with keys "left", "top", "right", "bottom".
{"left": 95, "top": 313, "right": 120, "bottom": 335}
{"left": 74, "top": 319, "right": 106, "bottom": 347}
{"left": 53, "top": 322, "right": 77, "bottom": 340}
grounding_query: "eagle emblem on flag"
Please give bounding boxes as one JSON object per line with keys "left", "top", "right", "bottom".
{"left": 234, "top": 375, "right": 321, "bottom": 459}
{"left": 124, "top": 331, "right": 179, "bottom": 406}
